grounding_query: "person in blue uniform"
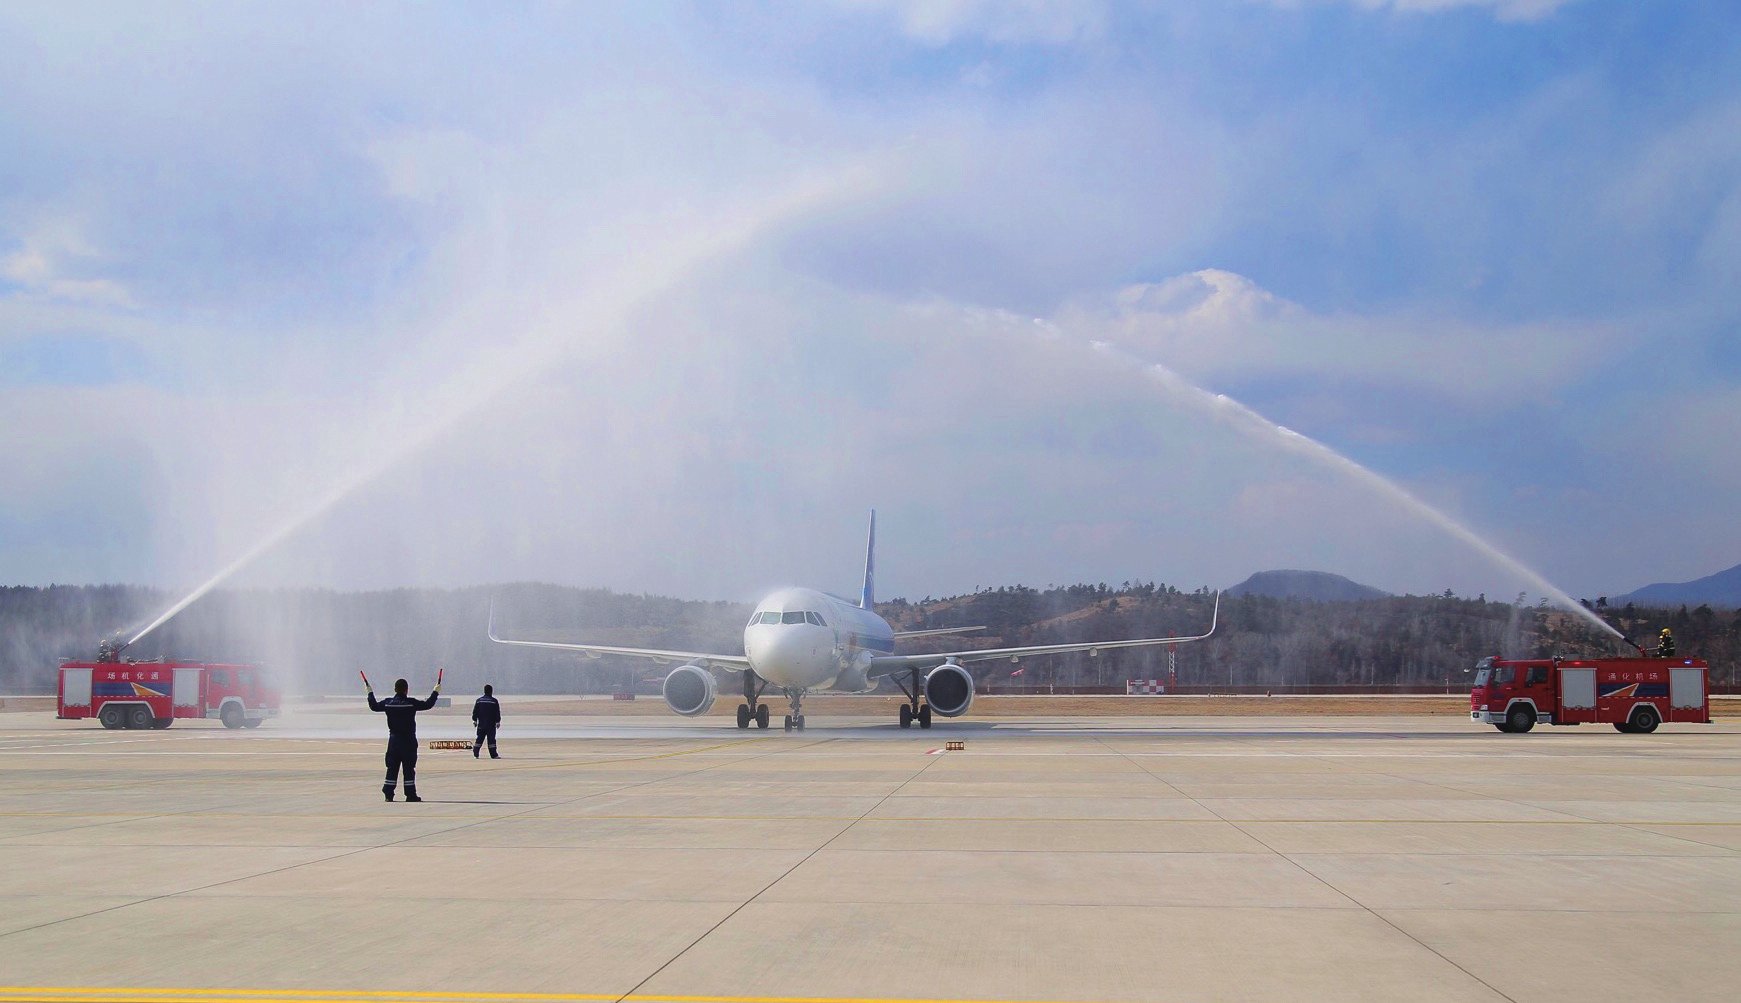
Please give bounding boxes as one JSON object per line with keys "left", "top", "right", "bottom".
{"left": 367, "top": 676, "right": 439, "bottom": 802}
{"left": 471, "top": 684, "right": 501, "bottom": 759}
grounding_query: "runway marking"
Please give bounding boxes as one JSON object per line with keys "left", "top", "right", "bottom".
{"left": 0, "top": 990, "right": 1109, "bottom": 1003}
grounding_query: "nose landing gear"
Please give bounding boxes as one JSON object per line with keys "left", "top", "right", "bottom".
{"left": 782, "top": 688, "right": 806, "bottom": 732}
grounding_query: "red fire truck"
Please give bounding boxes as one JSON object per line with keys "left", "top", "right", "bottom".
{"left": 1470, "top": 655, "right": 1710, "bottom": 733}
{"left": 57, "top": 660, "right": 282, "bottom": 730}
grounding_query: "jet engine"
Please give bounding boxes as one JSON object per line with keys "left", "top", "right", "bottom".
{"left": 662, "top": 664, "right": 718, "bottom": 717}
{"left": 923, "top": 662, "right": 974, "bottom": 718}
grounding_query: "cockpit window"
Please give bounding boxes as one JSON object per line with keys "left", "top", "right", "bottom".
{"left": 756, "top": 611, "right": 780, "bottom": 624}
{"left": 806, "top": 612, "right": 826, "bottom": 626}
{"left": 781, "top": 611, "right": 806, "bottom": 624}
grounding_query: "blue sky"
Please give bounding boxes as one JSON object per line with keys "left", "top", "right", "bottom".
{"left": 1, "top": 0, "right": 1737, "bottom": 605}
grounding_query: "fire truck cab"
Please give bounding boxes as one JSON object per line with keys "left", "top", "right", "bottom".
{"left": 57, "top": 660, "right": 282, "bottom": 730}
{"left": 1470, "top": 655, "right": 1710, "bottom": 734}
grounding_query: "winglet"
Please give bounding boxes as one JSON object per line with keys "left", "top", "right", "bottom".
{"left": 1206, "top": 590, "right": 1220, "bottom": 637}
{"left": 487, "top": 598, "right": 501, "bottom": 642}
{"left": 860, "top": 509, "right": 876, "bottom": 609}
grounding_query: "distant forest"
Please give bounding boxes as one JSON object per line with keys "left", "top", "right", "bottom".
{"left": 2, "top": 581, "right": 1736, "bottom": 695}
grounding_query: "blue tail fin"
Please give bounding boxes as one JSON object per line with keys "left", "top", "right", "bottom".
{"left": 860, "top": 510, "right": 876, "bottom": 609}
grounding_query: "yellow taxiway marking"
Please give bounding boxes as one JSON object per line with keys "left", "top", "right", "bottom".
{"left": 0, "top": 990, "right": 1105, "bottom": 1003}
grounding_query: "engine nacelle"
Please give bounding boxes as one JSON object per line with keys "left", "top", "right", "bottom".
{"left": 662, "top": 664, "right": 718, "bottom": 717}
{"left": 924, "top": 662, "right": 974, "bottom": 718}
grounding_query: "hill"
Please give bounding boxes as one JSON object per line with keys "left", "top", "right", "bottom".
{"left": 1227, "top": 570, "right": 1389, "bottom": 602}
{"left": 1615, "top": 562, "right": 1741, "bottom": 608}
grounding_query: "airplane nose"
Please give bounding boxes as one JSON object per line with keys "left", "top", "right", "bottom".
{"left": 762, "top": 629, "right": 801, "bottom": 672}
{"left": 752, "top": 627, "right": 816, "bottom": 680}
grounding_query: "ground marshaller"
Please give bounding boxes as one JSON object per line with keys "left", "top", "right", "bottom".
{"left": 364, "top": 671, "right": 440, "bottom": 802}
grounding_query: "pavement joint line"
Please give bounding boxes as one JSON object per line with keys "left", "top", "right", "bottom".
{"left": 1342, "top": 760, "right": 1741, "bottom": 856}
{"left": 613, "top": 738, "right": 944, "bottom": 1003}
{"left": 0, "top": 736, "right": 790, "bottom": 944}
{"left": 1091, "top": 734, "right": 1521, "bottom": 1003}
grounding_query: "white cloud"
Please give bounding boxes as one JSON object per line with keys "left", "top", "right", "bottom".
{"left": 0, "top": 217, "right": 135, "bottom": 308}
{"left": 1256, "top": 0, "right": 1583, "bottom": 22}
{"left": 1059, "top": 268, "right": 1625, "bottom": 403}
{"left": 830, "top": 0, "right": 1108, "bottom": 44}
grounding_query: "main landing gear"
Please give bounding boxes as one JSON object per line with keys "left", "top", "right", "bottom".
{"left": 894, "top": 668, "right": 932, "bottom": 729}
{"left": 783, "top": 688, "right": 806, "bottom": 732}
{"left": 736, "top": 671, "right": 771, "bottom": 730}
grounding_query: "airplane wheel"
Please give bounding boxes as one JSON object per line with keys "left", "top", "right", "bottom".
{"left": 795, "top": 715, "right": 806, "bottom": 731}
{"left": 899, "top": 704, "right": 912, "bottom": 729}
{"left": 736, "top": 704, "right": 750, "bottom": 729}
{"left": 756, "top": 704, "right": 770, "bottom": 729}
{"left": 783, "top": 715, "right": 793, "bottom": 732}
{"left": 919, "top": 704, "right": 933, "bottom": 729}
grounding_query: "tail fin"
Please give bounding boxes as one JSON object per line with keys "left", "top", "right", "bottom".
{"left": 860, "top": 509, "right": 876, "bottom": 609}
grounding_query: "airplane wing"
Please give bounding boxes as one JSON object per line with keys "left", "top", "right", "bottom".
{"left": 891, "top": 625, "right": 985, "bottom": 640}
{"left": 487, "top": 609, "right": 751, "bottom": 670}
{"left": 867, "top": 592, "right": 1219, "bottom": 677}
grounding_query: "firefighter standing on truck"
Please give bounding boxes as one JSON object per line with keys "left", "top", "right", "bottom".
{"left": 366, "top": 674, "right": 439, "bottom": 802}
{"left": 1658, "top": 628, "right": 1676, "bottom": 658}
{"left": 472, "top": 684, "right": 501, "bottom": 759}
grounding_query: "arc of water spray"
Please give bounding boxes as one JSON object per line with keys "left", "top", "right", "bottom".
{"left": 125, "top": 164, "right": 883, "bottom": 650}
{"left": 1081, "top": 338, "right": 1624, "bottom": 642}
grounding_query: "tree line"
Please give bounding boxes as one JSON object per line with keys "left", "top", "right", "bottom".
{"left": 2, "top": 581, "right": 1735, "bottom": 696}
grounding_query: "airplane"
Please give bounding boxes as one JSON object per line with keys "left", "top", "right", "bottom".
{"left": 488, "top": 512, "right": 1219, "bottom": 731}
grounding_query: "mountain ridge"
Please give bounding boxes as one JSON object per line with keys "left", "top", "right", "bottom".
{"left": 1226, "top": 569, "right": 1390, "bottom": 602}
{"left": 1615, "top": 562, "right": 1741, "bottom": 608}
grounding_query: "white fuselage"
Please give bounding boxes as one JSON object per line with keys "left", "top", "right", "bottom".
{"left": 741, "top": 587, "right": 893, "bottom": 692}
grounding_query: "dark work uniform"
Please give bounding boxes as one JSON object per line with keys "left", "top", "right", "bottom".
{"left": 472, "top": 694, "right": 501, "bottom": 758}
{"left": 368, "top": 689, "right": 438, "bottom": 798}
{"left": 1659, "top": 635, "right": 1677, "bottom": 658}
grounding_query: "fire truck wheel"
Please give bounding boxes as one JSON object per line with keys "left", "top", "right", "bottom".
{"left": 241, "top": 718, "right": 263, "bottom": 728}
{"left": 1505, "top": 705, "right": 1535, "bottom": 734}
{"left": 1628, "top": 706, "right": 1660, "bottom": 734}
{"left": 126, "top": 705, "right": 153, "bottom": 730}
{"left": 151, "top": 717, "right": 172, "bottom": 729}
{"left": 220, "top": 705, "right": 244, "bottom": 729}
{"left": 99, "top": 705, "right": 124, "bottom": 729}
{"left": 1613, "top": 722, "right": 1635, "bottom": 733}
